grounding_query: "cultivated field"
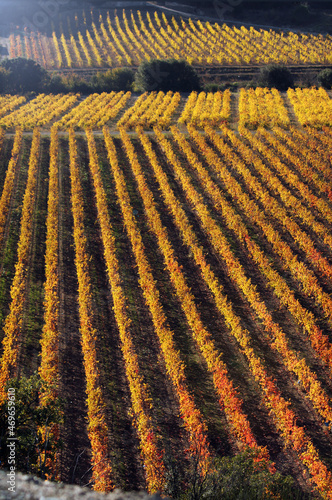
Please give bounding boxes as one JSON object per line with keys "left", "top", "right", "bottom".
{"left": 0, "top": 86, "right": 332, "bottom": 497}
{"left": 8, "top": 9, "right": 332, "bottom": 70}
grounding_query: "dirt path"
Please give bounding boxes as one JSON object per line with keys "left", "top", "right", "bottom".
{"left": 282, "top": 93, "right": 300, "bottom": 127}
{"left": 230, "top": 91, "right": 240, "bottom": 131}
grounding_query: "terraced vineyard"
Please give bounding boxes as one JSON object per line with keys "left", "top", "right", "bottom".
{"left": 1, "top": 88, "right": 332, "bottom": 497}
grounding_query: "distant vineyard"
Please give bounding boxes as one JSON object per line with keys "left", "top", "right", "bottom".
{"left": 9, "top": 9, "right": 332, "bottom": 69}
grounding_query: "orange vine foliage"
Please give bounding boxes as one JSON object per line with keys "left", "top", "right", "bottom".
{"left": 104, "top": 127, "right": 212, "bottom": 476}
{"left": 0, "top": 128, "right": 23, "bottom": 249}
{"left": 37, "top": 126, "right": 61, "bottom": 480}
{"left": 254, "top": 127, "right": 332, "bottom": 229}
{"left": 272, "top": 126, "right": 332, "bottom": 202}
{"left": 240, "top": 126, "right": 332, "bottom": 251}
{"left": 182, "top": 125, "right": 332, "bottom": 426}
{"left": 153, "top": 126, "right": 332, "bottom": 498}
{"left": 85, "top": 129, "right": 166, "bottom": 493}
{"left": 39, "top": 125, "right": 60, "bottom": 403}
{"left": 0, "top": 128, "right": 41, "bottom": 405}
{"left": 135, "top": 126, "right": 264, "bottom": 457}
{"left": 219, "top": 127, "right": 332, "bottom": 375}
{"left": 68, "top": 129, "right": 113, "bottom": 492}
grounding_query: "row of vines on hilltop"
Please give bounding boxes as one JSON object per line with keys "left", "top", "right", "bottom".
{"left": 9, "top": 9, "right": 332, "bottom": 69}
{"left": 1, "top": 123, "right": 332, "bottom": 496}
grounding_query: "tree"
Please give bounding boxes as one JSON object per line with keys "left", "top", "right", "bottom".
{"left": 110, "top": 68, "right": 134, "bottom": 92}
{"left": 0, "top": 58, "right": 50, "bottom": 94}
{"left": 0, "top": 67, "right": 10, "bottom": 93}
{"left": 45, "top": 73, "right": 67, "bottom": 94}
{"left": 257, "top": 65, "right": 294, "bottom": 91}
{"left": 91, "top": 68, "right": 134, "bottom": 92}
{"left": 134, "top": 59, "right": 201, "bottom": 92}
{"left": 0, "top": 372, "right": 63, "bottom": 480}
{"left": 317, "top": 68, "right": 332, "bottom": 89}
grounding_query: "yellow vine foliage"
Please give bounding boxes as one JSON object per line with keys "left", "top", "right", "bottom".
{"left": 13, "top": 11, "right": 332, "bottom": 69}
{"left": 183, "top": 125, "right": 332, "bottom": 425}
{"left": 136, "top": 126, "right": 266, "bottom": 458}
{"left": 85, "top": 129, "right": 166, "bottom": 492}
{"left": 104, "top": 126, "right": 212, "bottom": 476}
{"left": 68, "top": 129, "right": 113, "bottom": 492}
{"left": 0, "top": 128, "right": 41, "bottom": 405}
{"left": 153, "top": 126, "right": 332, "bottom": 498}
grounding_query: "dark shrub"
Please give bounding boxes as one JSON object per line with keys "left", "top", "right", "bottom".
{"left": 204, "top": 82, "right": 238, "bottom": 92}
{"left": 0, "top": 67, "right": 10, "bottom": 93}
{"left": 204, "top": 82, "right": 222, "bottom": 92}
{"left": 1, "top": 57, "right": 49, "bottom": 94}
{"left": 178, "top": 448, "right": 308, "bottom": 500}
{"left": 60, "top": 73, "right": 93, "bottom": 94}
{"left": 257, "top": 64, "right": 294, "bottom": 91}
{"left": 92, "top": 68, "right": 134, "bottom": 92}
{"left": 45, "top": 72, "right": 68, "bottom": 93}
{"left": 317, "top": 68, "right": 332, "bottom": 89}
{"left": 134, "top": 59, "right": 201, "bottom": 92}
{"left": 110, "top": 68, "right": 134, "bottom": 91}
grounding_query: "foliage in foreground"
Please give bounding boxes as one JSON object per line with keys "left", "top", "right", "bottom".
{"left": 0, "top": 373, "right": 63, "bottom": 480}
{"left": 0, "top": 372, "right": 307, "bottom": 498}
{"left": 171, "top": 449, "right": 308, "bottom": 500}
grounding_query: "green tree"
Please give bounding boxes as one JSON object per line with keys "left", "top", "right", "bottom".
{"left": 317, "top": 68, "right": 332, "bottom": 89}
{"left": 0, "top": 372, "right": 63, "bottom": 480}
{"left": 0, "top": 58, "right": 50, "bottom": 94}
{"left": 257, "top": 65, "right": 294, "bottom": 91}
{"left": 92, "top": 68, "right": 134, "bottom": 92}
{"left": 134, "top": 59, "right": 201, "bottom": 92}
{"left": 0, "top": 67, "right": 10, "bottom": 93}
